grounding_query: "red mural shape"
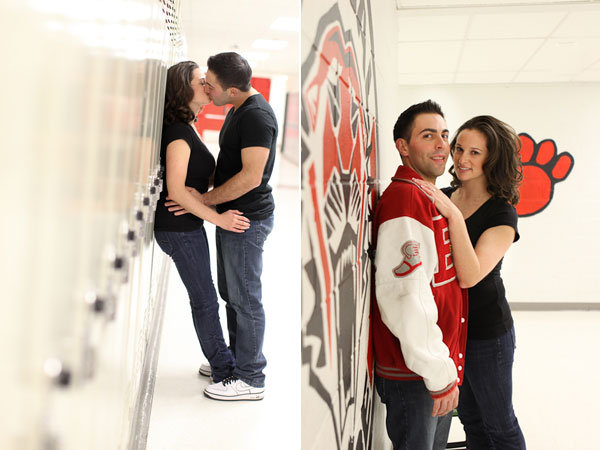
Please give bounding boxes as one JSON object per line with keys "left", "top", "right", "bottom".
{"left": 517, "top": 133, "right": 574, "bottom": 217}
{"left": 304, "top": 24, "right": 375, "bottom": 350}
{"left": 301, "top": 2, "right": 378, "bottom": 447}
{"left": 195, "top": 77, "right": 272, "bottom": 138}
{"left": 305, "top": 28, "right": 366, "bottom": 195}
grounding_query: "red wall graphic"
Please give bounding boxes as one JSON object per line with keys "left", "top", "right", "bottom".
{"left": 194, "top": 77, "right": 271, "bottom": 138}
{"left": 301, "top": 1, "right": 378, "bottom": 448}
{"left": 517, "top": 133, "right": 574, "bottom": 217}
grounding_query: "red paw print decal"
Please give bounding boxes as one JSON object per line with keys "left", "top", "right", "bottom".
{"left": 517, "top": 133, "right": 574, "bottom": 217}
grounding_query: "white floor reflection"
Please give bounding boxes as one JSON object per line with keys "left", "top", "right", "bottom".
{"left": 447, "top": 310, "right": 600, "bottom": 450}
{"left": 147, "top": 157, "right": 300, "bottom": 450}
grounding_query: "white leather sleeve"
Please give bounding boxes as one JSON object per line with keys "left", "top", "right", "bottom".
{"left": 375, "top": 216, "right": 458, "bottom": 392}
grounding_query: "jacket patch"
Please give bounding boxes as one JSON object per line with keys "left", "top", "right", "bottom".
{"left": 393, "top": 240, "right": 422, "bottom": 277}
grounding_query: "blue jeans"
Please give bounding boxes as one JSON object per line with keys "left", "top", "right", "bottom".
{"left": 375, "top": 376, "right": 452, "bottom": 450}
{"left": 458, "top": 327, "right": 526, "bottom": 449}
{"left": 216, "top": 214, "right": 273, "bottom": 388}
{"left": 154, "top": 227, "right": 234, "bottom": 383}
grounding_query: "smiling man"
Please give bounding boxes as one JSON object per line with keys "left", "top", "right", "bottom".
{"left": 371, "top": 100, "right": 468, "bottom": 449}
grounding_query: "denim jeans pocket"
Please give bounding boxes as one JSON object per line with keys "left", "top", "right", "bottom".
{"left": 496, "top": 328, "right": 515, "bottom": 366}
{"left": 155, "top": 233, "right": 174, "bottom": 257}
{"left": 255, "top": 215, "right": 274, "bottom": 247}
{"left": 255, "top": 223, "right": 267, "bottom": 247}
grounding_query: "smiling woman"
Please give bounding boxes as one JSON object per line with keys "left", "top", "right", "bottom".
{"left": 449, "top": 116, "right": 523, "bottom": 208}
{"left": 453, "top": 129, "right": 489, "bottom": 183}
{"left": 416, "top": 115, "right": 526, "bottom": 449}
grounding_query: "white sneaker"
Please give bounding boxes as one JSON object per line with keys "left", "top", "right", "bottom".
{"left": 204, "top": 376, "right": 264, "bottom": 401}
{"left": 198, "top": 363, "right": 211, "bottom": 378}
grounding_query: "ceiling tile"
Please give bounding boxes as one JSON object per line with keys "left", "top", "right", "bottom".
{"left": 459, "top": 39, "right": 543, "bottom": 71}
{"left": 396, "top": 0, "right": 586, "bottom": 7}
{"left": 525, "top": 38, "right": 600, "bottom": 73}
{"left": 553, "top": 11, "right": 600, "bottom": 38}
{"left": 468, "top": 11, "right": 565, "bottom": 39}
{"left": 397, "top": 14, "right": 469, "bottom": 41}
{"left": 571, "top": 70, "right": 600, "bottom": 82}
{"left": 180, "top": 0, "right": 298, "bottom": 77}
{"left": 513, "top": 71, "right": 574, "bottom": 82}
{"left": 454, "top": 71, "right": 515, "bottom": 83}
{"left": 396, "top": 72, "right": 454, "bottom": 84}
{"left": 393, "top": 1, "right": 600, "bottom": 85}
{"left": 397, "top": 41, "right": 463, "bottom": 73}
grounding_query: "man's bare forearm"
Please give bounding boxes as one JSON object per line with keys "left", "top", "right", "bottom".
{"left": 202, "top": 171, "right": 259, "bottom": 206}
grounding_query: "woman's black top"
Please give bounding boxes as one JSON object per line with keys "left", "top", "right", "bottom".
{"left": 442, "top": 187, "right": 520, "bottom": 339}
{"left": 154, "top": 122, "right": 215, "bottom": 232}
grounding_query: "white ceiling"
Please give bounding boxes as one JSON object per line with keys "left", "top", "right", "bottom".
{"left": 395, "top": 0, "right": 600, "bottom": 84}
{"left": 178, "top": 0, "right": 299, "bottom": 78}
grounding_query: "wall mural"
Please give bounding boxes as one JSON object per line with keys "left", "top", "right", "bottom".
{"left": 196, "top": 77, "right": 272, "bottom": 139}
{"left": 301, "top": 1, "right": 378, "bottom": 448}
{"left": 517, "top": 133, "right": 574, "bottom": 217}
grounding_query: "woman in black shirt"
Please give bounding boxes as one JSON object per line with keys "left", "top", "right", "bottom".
{"left": 416, "top": 116, "right": 526, "bottom": 449}
{"left": 154, "top": 61, "right": 249, "bottom": 383}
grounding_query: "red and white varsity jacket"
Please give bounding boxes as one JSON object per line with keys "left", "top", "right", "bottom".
{"left": 372, "top": 165, "right": 468, "bottom": 397}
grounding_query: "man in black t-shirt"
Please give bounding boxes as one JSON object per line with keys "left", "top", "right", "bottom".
{"left": 194, "top": 52, "right": 277, "bottom": 401}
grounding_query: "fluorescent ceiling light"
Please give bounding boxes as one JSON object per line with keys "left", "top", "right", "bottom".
{"left": 270, "top": 17, "right": 299, "bottom": 32}
{"left": 252, "top": 39, "right": 288, "bottom": 50}
{"left": 241, "top": 51, "right": 270, "bottom": 61}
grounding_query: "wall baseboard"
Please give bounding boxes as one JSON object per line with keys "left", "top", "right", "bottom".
{"left": 510, "top": 302, "right": 600, "bottom": 311}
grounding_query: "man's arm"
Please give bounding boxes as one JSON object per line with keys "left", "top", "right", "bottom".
{"left": 375, "top": 216, "right": 458, "bottom": 396}
{"left": 202, "top": 146, "right": 270, "bottom": 206}
{"left": 164, "top": 140, "right": 250, "bottom": 232}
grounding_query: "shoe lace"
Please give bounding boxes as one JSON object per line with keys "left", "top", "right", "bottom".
{"left": 222, "top": 376, "right": 238, "bottom": 386}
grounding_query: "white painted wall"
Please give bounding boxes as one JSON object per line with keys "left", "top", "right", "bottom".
{"left": 370, "top": 2, "right": 398, "bottom": 450}
{"left": 372, "top": 0, "right": 400, "bottom": 198}
{"left": 382, "top": 83, "right": 600, "bottom": 303}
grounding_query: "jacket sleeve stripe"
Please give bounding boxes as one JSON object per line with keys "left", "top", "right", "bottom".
{"left": 375, "top": 216, "right": 458, "bottom": 392}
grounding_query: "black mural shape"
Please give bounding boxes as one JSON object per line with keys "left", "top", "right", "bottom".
{"left": 301, "top": 1, "right": 378, "bottom": 448}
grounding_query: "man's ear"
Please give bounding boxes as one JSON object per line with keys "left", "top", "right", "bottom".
{"left": 228, "top": 87, "right": 239, "bottom": 97}
{"left": 395, "top": 138, "right": 409, "bottom": 157}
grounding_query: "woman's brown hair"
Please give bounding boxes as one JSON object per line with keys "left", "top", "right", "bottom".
{"left": 449, "top": 115, "right": 523, "bottom": 205}
{"left": 163, "top": 60, "right": 198, "bottom": 126}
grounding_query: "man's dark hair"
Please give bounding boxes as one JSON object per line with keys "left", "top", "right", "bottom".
{"left": 163, "top": 60, "right": 198, "bottom": 126}
{"left": 207, "top": 52, "right": 252, "bottom": 91}
{"left": 393, "top": 100, "right": 444, "bottom": 142}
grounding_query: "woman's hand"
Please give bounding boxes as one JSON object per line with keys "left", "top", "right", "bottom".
{"left": 217, "top": 210, "right": 250, "bottom": 233}
{"left": 412, "top": 178, "right": 461, "bottom": 221}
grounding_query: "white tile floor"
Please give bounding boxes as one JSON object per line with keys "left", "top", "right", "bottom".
{"left": 446, "top": 310, "right": 600, "bottom": 450}
{"left": 146, "top": 156, "right": 600, "bottom": 450}
{"left": 146, "top": 157, "right": 301, "bottom": 450}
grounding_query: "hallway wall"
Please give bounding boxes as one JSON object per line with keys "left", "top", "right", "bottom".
{"left": 300, "top": 1, "right": 397, "bottom": 448}
{"left": 384, "top": 83, "right": 600, "bottom": 304}
{"left": 0, "top": 1, "right": 181, "bottom": 448}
